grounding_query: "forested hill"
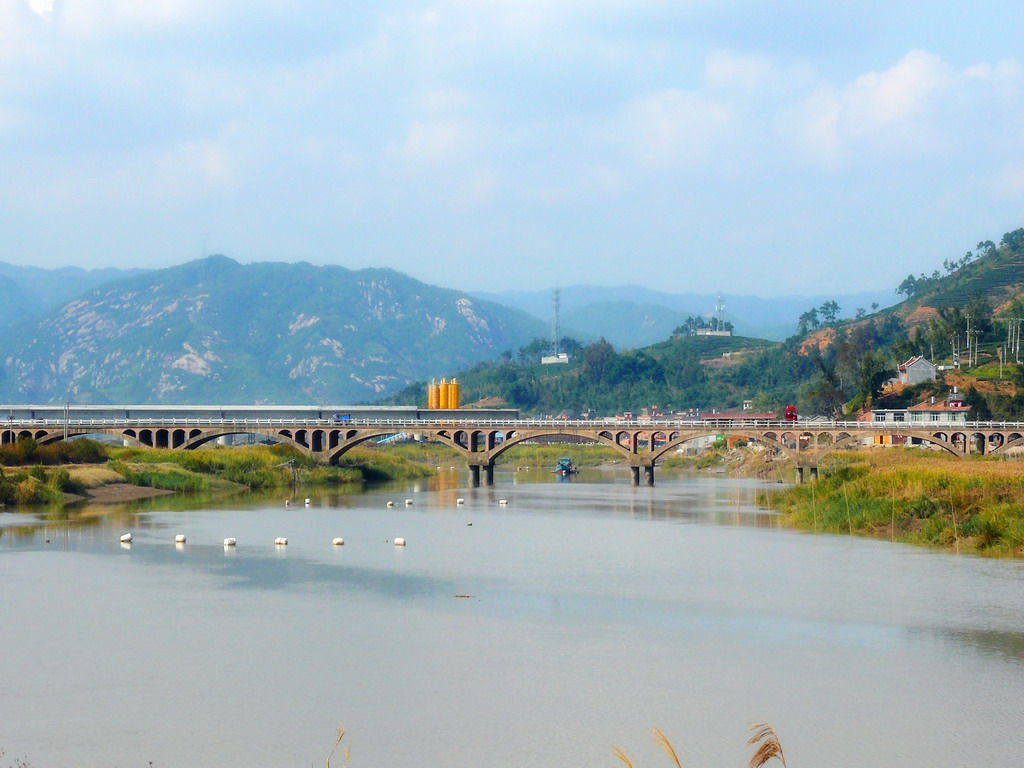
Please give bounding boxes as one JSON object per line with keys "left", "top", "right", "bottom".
{"left": 390, "top": 226, "right": 1024, "bottom": 418}
{"left": 384, "top": 333, "right": 779, "bottom": 415}
{"left": 0, "top": 256, "right": 545, "bottom": 404}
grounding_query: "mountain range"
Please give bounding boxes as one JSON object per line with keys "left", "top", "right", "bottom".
{"left": 0, "top": 253, "right": 925, "bottom": 406}
{"left": 0, "top": 256, "right": 545, "bottom": 404}
{"left": 0, "top": 262, "right": 144, "bottom": 330}
{"left": 473, "top": 285, "right": 899, "bottom": 345}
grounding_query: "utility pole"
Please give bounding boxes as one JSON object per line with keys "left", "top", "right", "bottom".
{"left": 551, "top": 287, "right": 561, "bottom": 358}
{"left": 965, "top": 314, "right": 972, "bottom": 368}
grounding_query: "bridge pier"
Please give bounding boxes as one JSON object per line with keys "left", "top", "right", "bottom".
{"left": 469, "top": 461, "right": 495, "bottom": 487}
{"left": 629, "top": 464, "right": 655, "bottom": 486}
{"left": 795, "top": 465, "right": 819, "bottom": 484}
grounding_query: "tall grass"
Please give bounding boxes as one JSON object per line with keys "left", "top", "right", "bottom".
{"left": 109, "top": 443, "right": 428, "bottom": 488}
{"left": 0, "top": 437, "right": 107, "bottom": 466}
{"left": 493, "top": 443, "right": 619, "bottom": 466}
{"left": 611, "top": 723, "right": 788, "bottom": 767}
{"left": 765, "top": 449, "right": 1024, "bottom": 556}
{"left": 0, "top": 464, "right": 85, "bottom": 506}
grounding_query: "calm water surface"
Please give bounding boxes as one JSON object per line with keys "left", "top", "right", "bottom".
{"left": 2, "top": 469, "right": 1023, "bottom": 767}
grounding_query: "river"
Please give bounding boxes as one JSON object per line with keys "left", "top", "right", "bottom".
{"left": 1, "top": 468, "right": 1022, "bottom": 767}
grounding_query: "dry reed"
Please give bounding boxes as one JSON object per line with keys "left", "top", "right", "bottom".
{"left": 325, "top": 726, "right": 350, "bottom": 768}
{"left": 609, "top": 722, "right": 787, "bottom": 767}
{"left": 746, "top": 722, "right": 787, "bottom": 768}
{"left": 652, "top": 728, "right": 682, "bottom": 768}
{"left": 612, "top": 745, "right": 635, "bottom": 768}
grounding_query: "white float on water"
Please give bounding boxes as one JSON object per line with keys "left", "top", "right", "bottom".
{"left": 175, "top": 534, "right": 186, "bottom": 544}
{"left": 498, "top": 499, "right": 509, "bottom": 506}
{"left": 393, "top": 537, "right": 407, "bottom": 546}
{"left": 456, "top": 498, "right": 465, "bottom": 505}
{"left": 120, "top": 533, "right": 132, "bottom": 543}
{"left": 386, "top": 500, "right": 395, "bottom": 507}
{"left": 284, "top": 500, "right": 290, "bottom": 507}
{"left": 223, "top": 538, "right": 237, "bottom": 547}
{"left": 332, "top": 537, "right": 345, "bottom": 546}
{"left": 274, "top": 537, "right": 288, "bottom": 546}
{"left": 404, "top": 499, "right": 414, "bottom": 506}
{"left": 304, "top": 498, "right": 311, "bottom": 506}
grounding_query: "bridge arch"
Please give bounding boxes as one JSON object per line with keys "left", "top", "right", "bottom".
{"left": 648, "top": 430, "right": 799, "bottom": 462}
{"left": 487, "top": 429, "right": 632, "bottom": 463}
{"left": 325, "top": 429, "right": 471, "bottom": 465}
{"left": 990, "top": 432, "right": 1024, "bottom": 455}
{"left": 180, "top": 427, "right": 309, "bottom": 453}
{"left": 821, "top": 430, "right": 965, "bottom": 458}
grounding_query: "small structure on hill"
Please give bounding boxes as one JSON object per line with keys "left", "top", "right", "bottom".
{"left": 898, "top": 356, "right": 938, "bottom": 385}
{"left": 695, "top": 295, "right": 733, "bottom": 337}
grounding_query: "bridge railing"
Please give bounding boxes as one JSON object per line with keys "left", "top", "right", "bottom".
{"left": 2, "top": 417, "right": 1023, "bottom": 430}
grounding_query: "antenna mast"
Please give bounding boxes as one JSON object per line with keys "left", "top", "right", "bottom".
{"left": 552, "top": 287, "right": 561, "bottom": 356}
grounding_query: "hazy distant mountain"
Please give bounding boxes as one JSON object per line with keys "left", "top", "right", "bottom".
{"left": 0, "top": 262, "right": 146, "bottom": 330}
{"left": 474, "top": 285, "right": 899, "bottom": 345}
{"left": 0, "top": 256, "right": 545, "bottom": 404}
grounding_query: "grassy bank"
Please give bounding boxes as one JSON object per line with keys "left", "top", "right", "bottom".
{"left": 765, "top": 449, "right": 1024, "bottom": 556}
{"left": 0, "top": 439, "right": 433, "bottom": 508}
{"left": 109, "top": 444, "right": 432, "bottom": 488}
{"left": 494, "top": 443, "right": 619, "bottom": 467}
{"left": 0, "top": 465, "right": 89, "bottom": 506}
{"left": 380, "top": 440, "right": 621, "bottom": 468}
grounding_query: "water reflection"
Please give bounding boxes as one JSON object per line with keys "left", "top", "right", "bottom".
{"left": 2, "top": 469, "right": 1024, "bottom": 768}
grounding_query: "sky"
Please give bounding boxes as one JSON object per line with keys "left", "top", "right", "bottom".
{"left": 2, "top": 1, "right": 1024, "bottom": 297}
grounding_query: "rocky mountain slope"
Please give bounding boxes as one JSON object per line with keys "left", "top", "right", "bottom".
{"left": 0, "top": 256, "right": 545, "bottom": 404}
{"left": 0, "top": 262, "right": 145, "bottom": 330}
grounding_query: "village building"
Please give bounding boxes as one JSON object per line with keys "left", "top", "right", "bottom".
{"left": 897, "top": 356, "right": 938, "bottom": 385}
{"left": 866, "top": 389, "right": 970, "bottom": 446}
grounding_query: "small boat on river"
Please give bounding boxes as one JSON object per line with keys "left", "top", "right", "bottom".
{"left": 553, "top": 457, "right": 578, "bottom": 476}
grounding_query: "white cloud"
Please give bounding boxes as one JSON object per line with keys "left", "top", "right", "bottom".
{"left": 841, "top": 49, "right": 952, "bottom": 136}
{"left": 28, "top": 0, "right": 54, "bottom": 19}
{"left": 614, "top": 89, "right": 730, "bottom": 167}
{"left": 404, "top": 119, "right": 471, "bottom": 162}
{"left": 704, "top": 50, "right": 774, "bottom": 91}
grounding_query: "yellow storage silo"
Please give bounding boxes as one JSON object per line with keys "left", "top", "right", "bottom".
{"left": 439, "top": 379, "right": 451, "bottom": 410}
{"left": 427, "top": 380, "right": 440, "bottom": 409}
{"left": 450, "top": 378, "right": 460, "bottom": 410}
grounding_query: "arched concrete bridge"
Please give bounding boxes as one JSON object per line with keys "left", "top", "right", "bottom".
{"left": 4, "top": 417, "right": 1024, "bottom": 485}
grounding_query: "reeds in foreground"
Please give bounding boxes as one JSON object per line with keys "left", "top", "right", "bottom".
{"left": 325, "top": 726, "right": 350, "bottom": 768}
{"left": 611, "top": 722, "right": 788, "bottom": 767}
{"left": 746, "top": 722, "right": 787, "bottom": 768}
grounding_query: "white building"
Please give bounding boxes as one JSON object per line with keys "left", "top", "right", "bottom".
{"left": 898, "top": 356, "right": 938, "bottom": 385}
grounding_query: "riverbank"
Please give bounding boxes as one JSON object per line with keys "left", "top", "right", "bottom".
{"left": 0, "top": 440, "right": 433, "bottom": 508}
{"left": 661, "top": 445, "right": 793, "bottom": 479}
{"left": 764, "top": 449, "right": 1024, "bottom": 557}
